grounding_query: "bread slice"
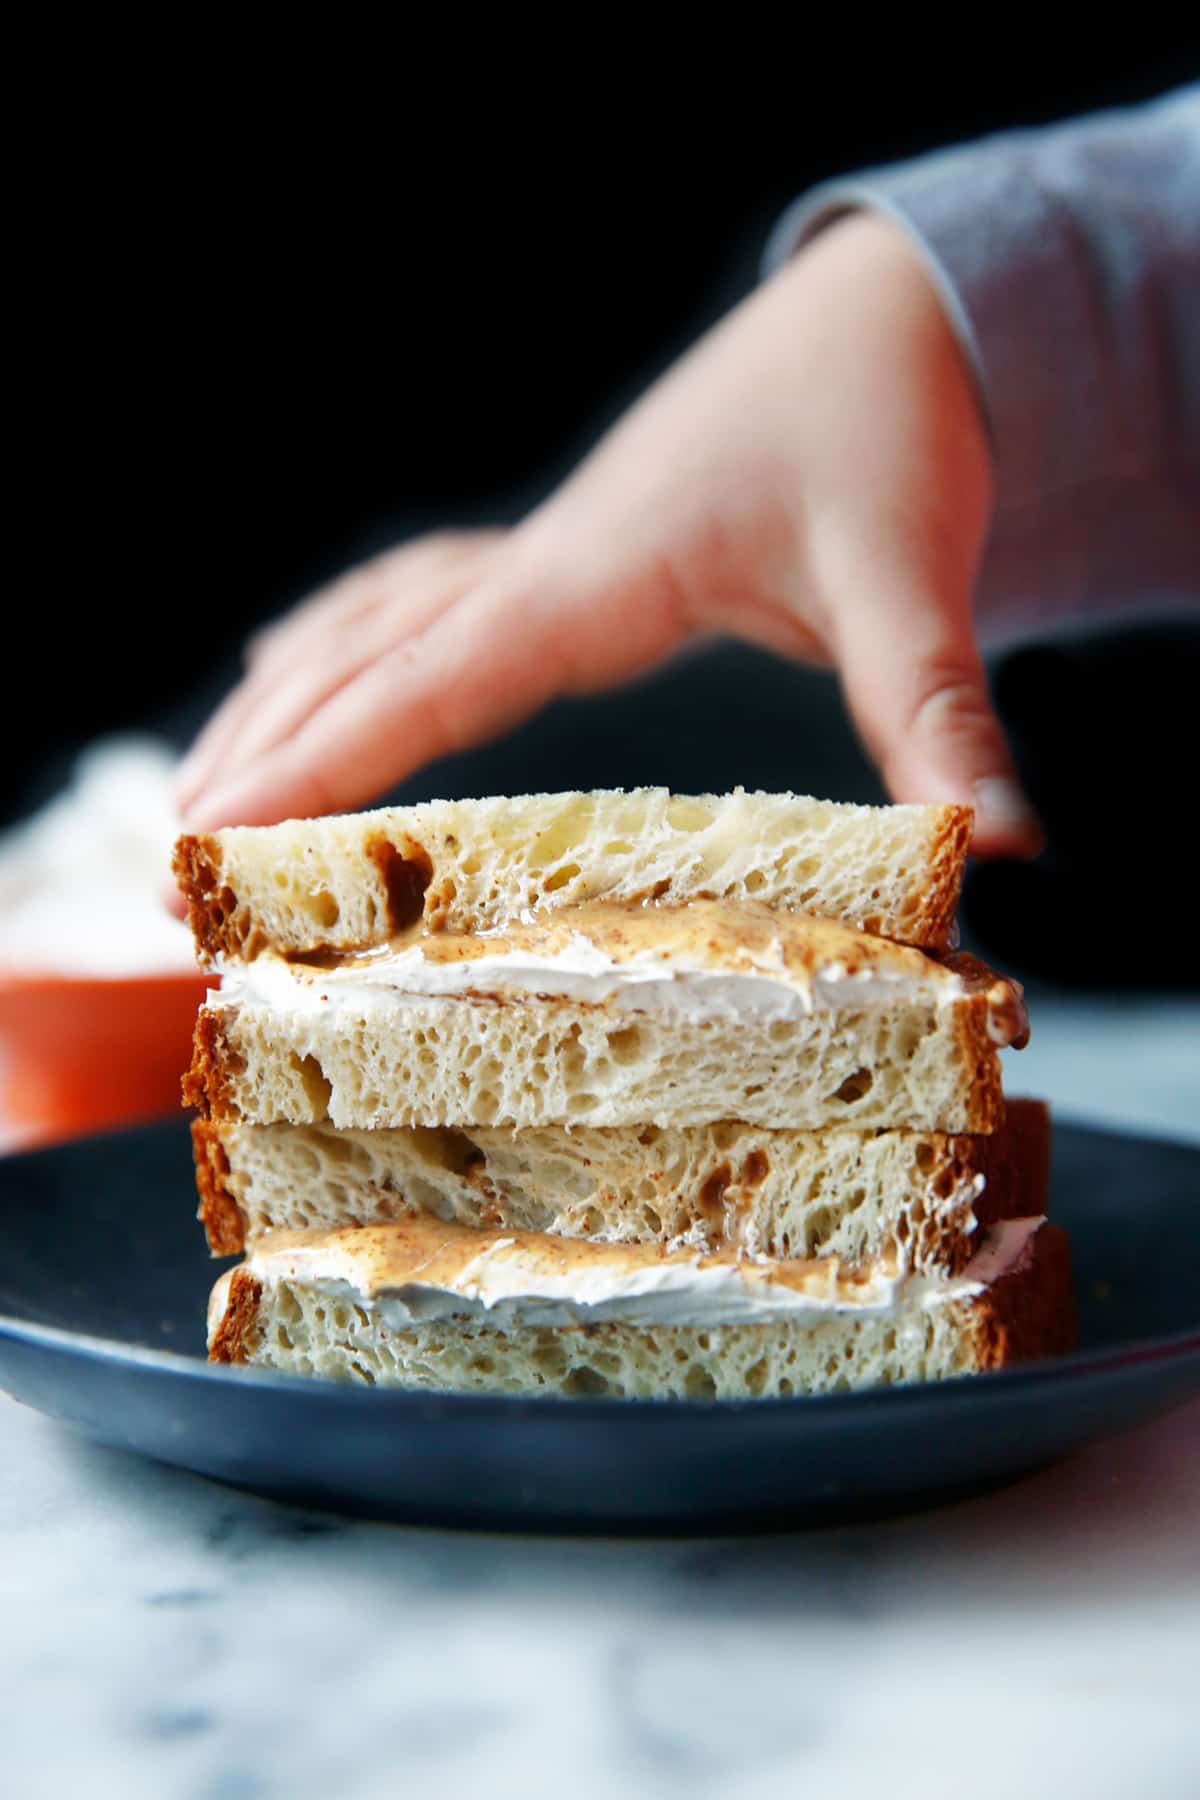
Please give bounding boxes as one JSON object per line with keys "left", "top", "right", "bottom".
{"left": 183, "top": 904, "right": 1024, "bottom": 1133}
{"left": 207, "top": 1213, "right": 1074, "bottom": 1399}
{"left": 193, "top": 1100, "right": 1051, "bottom": 1275}
{"left": 186, "top": 986, "right": 1012, "bottom": 1135}
{"left": 174, "top": 788, "right": 971, "bottom": 961}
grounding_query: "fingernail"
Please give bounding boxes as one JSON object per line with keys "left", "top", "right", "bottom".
{"left": 972, "top": 777, "right": 1044, "bottom": 848}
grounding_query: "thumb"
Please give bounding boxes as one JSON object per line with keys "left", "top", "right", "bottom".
{"left": 835, "top": 584, "right": 1043, "bottom": 860}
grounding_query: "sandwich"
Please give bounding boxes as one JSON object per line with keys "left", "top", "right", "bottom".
{"left": 179, "top": 788, "right": 1073, "bottom": 1397}
{"left": 207, "top": 1209, "right": 1072, "bottom": 1400}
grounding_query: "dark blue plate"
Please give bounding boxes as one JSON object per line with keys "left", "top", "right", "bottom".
{"left": 1, "top": 1118, "right": 1198, "bottom": 1531}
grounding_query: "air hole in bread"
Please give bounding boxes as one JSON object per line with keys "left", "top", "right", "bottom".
{"left": 289, "top": 1052, "right": 332, "bottom": 1115}
{"left": 564, "top": 1365, "right": 613, "bottom": 1397}
{"left": 528, "top": 806, "right": 591, "bottom": 868}
{"left": 543, "top": 861, "right": 582, "bottom": 893}
{"left": 745, "top": 870, "right": 767, "bottom": 893}
{"left": 367, "top": 833, "right": 433, "bottom": 933}
{"left": 607, "top": 1024, "right": 643, "bottom": 1064}
{"left": 698, "top": 1163, "right": 732, "bottom": 1226}
{"left": 684, "top": 1364, "right": 717, "bottom": 1399}
{"left": 832, "top": 1067, "right": 874, "bottom": 1105}
{"left": 808, "top": 1204, "right": 833, "bottom": 1242}
{"left": 310, "top": 890, "right": 340, "bottom": 928}
{"left": 433, "top": 1128, "right": 486, "bottom": 1179}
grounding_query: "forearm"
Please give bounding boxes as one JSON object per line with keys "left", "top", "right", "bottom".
{"left": 767, "top": 86, "right": 1200, "bottom": 639}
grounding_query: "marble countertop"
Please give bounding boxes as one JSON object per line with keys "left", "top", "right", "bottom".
{"left": 3, "top": 990, "right": 1198, "bottom": 1800}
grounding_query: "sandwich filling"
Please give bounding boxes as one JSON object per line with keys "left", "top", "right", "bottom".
{"left": 211, "top": 1212, "right": 1045, "bottom": 1335}
{"left": 213, "top": 898, "right": 1026, "bottom": 1043}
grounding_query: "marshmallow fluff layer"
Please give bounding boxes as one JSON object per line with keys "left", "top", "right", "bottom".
{"left": 210, "top": 1212, "right": 1046, "bottom": 1337}
{"left": 214, "top": 900, "right": 1027, "bottom": 1044}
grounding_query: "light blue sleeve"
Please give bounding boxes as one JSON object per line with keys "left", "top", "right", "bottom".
{"left": 765, "top": 86, "right": 1200, "bottom": 641}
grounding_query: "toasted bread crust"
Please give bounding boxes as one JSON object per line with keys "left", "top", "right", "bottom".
{"left": 975, "top": 1098, "right": 1050, "bottom": 1231}
{"left": 949, "top": 999, "right": 1007, "bottom": 1133}
{"left": 969, "top": 1222, "right": 1075, "bottom": 1367}
{"left": 207, "top": 1268, "right": 263, "bottom": 1364}
{"left": 182, "top": 1008, "right": 243, "bottom": 1119}
{"left": 912, "top": 806, "right": 972, "bottom": 949}
{"left": 191, "top": 1119, "right": 248, "bottom": 1257}
{"left": 173, "top": 835, "right": 244, "bottom": 963}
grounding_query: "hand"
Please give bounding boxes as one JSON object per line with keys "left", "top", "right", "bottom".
{"left": 177, "top": 213, "right": 1041, "bottom": 858}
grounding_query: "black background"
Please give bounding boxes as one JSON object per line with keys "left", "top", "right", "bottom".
{"left": 8, "top": 42, "right": 1197, "bottom": 980}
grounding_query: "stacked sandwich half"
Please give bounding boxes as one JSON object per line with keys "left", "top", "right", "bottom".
{"left": 177, "top": 789, "right": 1073, "bottom": 1398}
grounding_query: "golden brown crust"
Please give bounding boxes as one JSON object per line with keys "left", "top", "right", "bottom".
{"left": 969, "top": 1222, "right": 1075, "bottom": 1368}
{"left": 909, "top": 805, "right": 972, "bottom": 950}
{"left": 173, "top": 834, "right": 240, "bottom": 965}
{"left": 975, "top": 1098, "right": 1051, "bottom": 1231}
{"left": 208, "top": 1269, "right": 264, "bottom": 1364}
{"left": 191, "top": 1119, "right": 248, "bottom": 1257}
{"left": 950, "top": 998, "right": 1006, "bottom": 1132}
{"left": 182, "top": 1008, "right": 243, "bottom": 1120}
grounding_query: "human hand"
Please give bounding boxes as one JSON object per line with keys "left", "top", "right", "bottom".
{"left": 177, "top": 212, "right": 1041, "bottom": 858}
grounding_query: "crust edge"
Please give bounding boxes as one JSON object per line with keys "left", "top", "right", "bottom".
{"left": 191, "top": 1119, "right": 249, "bottom": 1257}
{"left": 207, "top": 1268, "right": 264, "bottom": 1364}
{"left": 968, "top": 1220, "right": 1076, "bottom": 1368}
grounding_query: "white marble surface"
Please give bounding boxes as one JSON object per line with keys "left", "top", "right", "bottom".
{"left": 2, "top": 992, "right": 1198, "bottom": 1799}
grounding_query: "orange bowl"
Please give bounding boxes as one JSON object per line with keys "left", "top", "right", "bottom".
{"left": 0, "top": 969, "right": 209, "bottom": 1152}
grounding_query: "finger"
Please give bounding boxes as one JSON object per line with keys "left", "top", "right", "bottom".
{"left": 180, "top": 585, "right": 562, "bottom": 826}
{"left": 185, "top": 568, "right": 474, "bottom": 794}
{"left": 244, "top": 531, "right": 502, "bottom": 671}
{"left": 834, "top": 581, "right": 1043, "bottom": 860}
{"left": 177, "top": 534, "right": 500, "bottom": 807}
{"left": 182, "top": 545, "right": 686, "bottom": 827}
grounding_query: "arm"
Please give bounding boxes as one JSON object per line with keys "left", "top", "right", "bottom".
{"left": 766, "top": 85, "right": 1200, "bottom": 638}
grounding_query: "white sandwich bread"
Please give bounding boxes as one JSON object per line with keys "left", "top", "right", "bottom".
{"left": 174, "top": 787, "right": 1072, "bottom": 1400}
{"left": 173, "top": 787, "right": 971, "bottom": 960}
{"left": 184, "top": 901, "right": 1026, "bottom": 1132}
{"left": 193, "top": 1100, "right": 1051, "bottom": 1277}
{"left": 207, "top": 1210, "right": 1075, "bottom": 1399}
